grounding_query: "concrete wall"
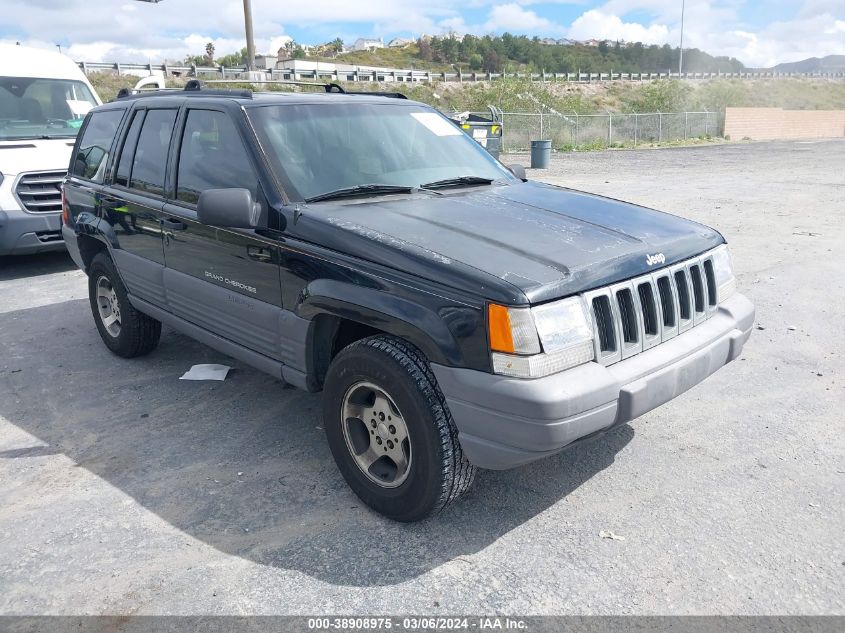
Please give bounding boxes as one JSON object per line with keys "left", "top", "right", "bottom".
{"left": 724, "top": 107, "right": 845, "bottom": 140}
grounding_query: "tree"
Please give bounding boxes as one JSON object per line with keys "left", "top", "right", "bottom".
{"left": 216, "top": 47, "right": 247, "bottom": 68}
{"left": 598, "top": 40, "right": 609, "bottom": 56}
{"left": 468, "top": 53, "right": 483, "bottom": 70}
{"left": 417, "top": 37, "right": 432, "bottom": 62}
{"left": 204, "top": 42, "right": 215, "bottom": 65}
{"left": 329, "top": 38, "right": 344, "bottom": 56}
{"left": 483, "top": 49, "right": 502, "bottom": 73}
{"left": 440, "top": 36, "right": 459, "bottom": 63}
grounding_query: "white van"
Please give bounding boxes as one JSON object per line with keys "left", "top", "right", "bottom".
{"left": 0, "top": 44, "right": 101, "bottom": 256}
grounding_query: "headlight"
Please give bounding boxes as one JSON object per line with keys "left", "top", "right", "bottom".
{"left": 488, "top": 296, "right": 595, "bottom": 378}
{"left": 710, "top": 244, "right": 736, "bottom": 303}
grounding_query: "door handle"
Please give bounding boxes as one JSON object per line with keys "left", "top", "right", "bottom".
{"left": 247, "top": 245, "right": 272, "bottom": 263}
{"left": 161, "top": 218, "right": 187, "bottom": 231}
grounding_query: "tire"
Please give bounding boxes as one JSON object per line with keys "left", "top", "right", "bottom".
{"left": 322, "top": 335, "right": 476, "bottom": 522}
{"left": 88, "top": 252, "right": 161, "bottom": 358}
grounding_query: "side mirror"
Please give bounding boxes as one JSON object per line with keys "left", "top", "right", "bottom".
{"left": 507, "top": 164, "right": 527, "bottom": 181}
{"left": 197, "top": 188, "right": 261, "bottom": 229}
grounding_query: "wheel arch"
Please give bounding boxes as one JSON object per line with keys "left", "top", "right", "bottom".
{"left": 299, "top": 279, "right": 465, "bottom": 389}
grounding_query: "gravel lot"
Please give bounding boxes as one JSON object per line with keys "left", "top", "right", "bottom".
{"left": 1, "top": 140, "right": 843, "bottom": 616}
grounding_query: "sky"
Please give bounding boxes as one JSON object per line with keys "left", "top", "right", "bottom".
{"left": 1, "top": 0, "right": 844, "bottom": 68}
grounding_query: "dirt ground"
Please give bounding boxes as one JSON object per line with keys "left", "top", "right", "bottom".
{"left": 0, "top": 140, "right": 843, "bottom": 615}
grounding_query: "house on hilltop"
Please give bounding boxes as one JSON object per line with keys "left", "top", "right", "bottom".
{"left": 353, "top": 38, "right": 384, "bottom": 51}
{"left": 388, "top": 38, "right": 413, "bottom": 48}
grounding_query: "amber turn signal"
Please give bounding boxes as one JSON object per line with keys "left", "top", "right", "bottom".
{"left": 488, "top": 303, "right": 515, "bottom": 353}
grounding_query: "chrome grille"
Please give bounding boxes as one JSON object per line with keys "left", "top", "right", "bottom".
{"left": 14, "top": 170, "right": 65, "bottom": 214}
{"left": 583, "top": 251, "right": 718, "bottom": 366}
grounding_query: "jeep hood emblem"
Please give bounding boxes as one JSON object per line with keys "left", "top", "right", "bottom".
{"left": 646, "top": 252, "right": 666, "bottom": 266}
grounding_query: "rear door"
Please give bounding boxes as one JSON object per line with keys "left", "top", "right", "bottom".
{"left": 65, "top": 107, "right": 125, "bottom": 234}
{"left": 160, "top": 106, "right": 284, "bottom": 358}
{"left": 104, "top": 106, "right": 178, "bottom": 307}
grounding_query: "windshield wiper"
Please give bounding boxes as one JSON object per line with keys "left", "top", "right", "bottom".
{"left": 305, "top": 184, "right": 415, "bottom": 203}
{"left": 420, "top": 175, "right": 495, "bottom": 190}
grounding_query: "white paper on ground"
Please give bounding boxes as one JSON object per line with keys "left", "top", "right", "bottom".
{"left": 179, "top": 364, "right": 231, "bottom": 381}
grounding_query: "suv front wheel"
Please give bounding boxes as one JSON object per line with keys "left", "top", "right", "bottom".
{"left": 322, "top": 335, "right": 476, "bottom": 522}
{"left": 88, "top": 253, "right": 161, "bottom": 358}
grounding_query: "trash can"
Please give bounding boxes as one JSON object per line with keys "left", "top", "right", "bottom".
{"left": 530, "top": 139, "right": 552, "bottom": 169}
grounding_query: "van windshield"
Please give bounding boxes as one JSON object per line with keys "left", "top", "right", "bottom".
{"left": 247, "top": 102, "right": 514, "bottom": 202}
{"left": 0, "top": 77, "right": 98, "bottom": 140}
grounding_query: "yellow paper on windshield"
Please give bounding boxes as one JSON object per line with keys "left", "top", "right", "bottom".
{"left": 411, "top": 112, "right": 462, "bottom": 136}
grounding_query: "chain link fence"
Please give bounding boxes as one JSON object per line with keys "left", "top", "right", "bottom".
{"left": 498, "top": 111, "right": 720, "bottom": 151}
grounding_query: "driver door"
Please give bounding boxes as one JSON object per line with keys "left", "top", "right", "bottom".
{"left": 161, "top": 107, "right": 284, "bottom": 358}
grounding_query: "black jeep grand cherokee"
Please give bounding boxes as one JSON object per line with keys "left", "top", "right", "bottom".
{"left": 62, "top": 83, "right": 754, "bottom": 521}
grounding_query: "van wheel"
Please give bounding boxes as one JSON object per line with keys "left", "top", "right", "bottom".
{"left": 88, "top": 253, "right": 161, "bottom": 358}
{"left": 322, "top": 335, "right": 476, "bottom": 522}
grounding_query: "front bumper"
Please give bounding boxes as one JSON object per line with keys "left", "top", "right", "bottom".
{"left": 432, "top": 293, "right": 755, "bottom": 470}
{"left": 0, "top": 209, "right": 64, "bottom": 256}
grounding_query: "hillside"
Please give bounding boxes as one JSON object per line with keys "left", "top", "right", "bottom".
{"left": 770, "top": 55, "right": 845, "bottom": 73}
{"left": 88, "top": 73, "right": 845, "bottom": 115}
{"left": 330, "top": 35, "right": 744, "bottom": 74}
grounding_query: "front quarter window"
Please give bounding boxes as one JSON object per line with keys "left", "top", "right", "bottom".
{"left": 70, "top": 109, "right": 125, "bottom": 182}
{"left": 0, "top": 77, "right": 99, "bottom": 140}
{"left": 247, "top": 101, "right": 514, "bottom": 201}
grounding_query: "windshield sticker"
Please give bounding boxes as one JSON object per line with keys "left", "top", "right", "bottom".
{"left": 410, "top": 112, "right": 462, "bottom": 137}
{"left": 66, "top": 99, "right": 93, "bottom": 117}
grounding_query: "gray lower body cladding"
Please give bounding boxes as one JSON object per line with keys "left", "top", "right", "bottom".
{"left": 432, "top": 293, "right": 755, "bottom": 470}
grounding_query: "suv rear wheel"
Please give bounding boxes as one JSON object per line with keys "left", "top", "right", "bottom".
{"left": 88, "top": 253, "right": 161, "bottom": 358}
{"left": 322, "top": 335, "right": 476, "bottom": 522}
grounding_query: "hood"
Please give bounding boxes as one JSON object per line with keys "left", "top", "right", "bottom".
{"left": 0, "top": 139, "right": 75, "bottom": 176}
{"left": 291, "top": 180, "right": 724, "bottom": 305}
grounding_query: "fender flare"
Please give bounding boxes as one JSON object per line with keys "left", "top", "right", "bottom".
{"left": 71, "top": 212, "right": 118, "bottom": 266}
{"left": 296, "top": 279, "right": 465, "bottom": 367}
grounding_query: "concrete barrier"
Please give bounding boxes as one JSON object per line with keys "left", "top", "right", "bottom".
{"left": 724, "top": 107, "right": 845, "bottom": 140}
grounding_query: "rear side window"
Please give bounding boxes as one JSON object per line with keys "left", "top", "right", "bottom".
{"left": 176, "top": 109, "right": 258, "bottom": 205}
{"left": 114, "top": 110, "right": 144, "bottom": 187}
{"left": 71, "top": 109, "right": 124, "bottom": 182}
{"left": 129, "top": 109, "right": 177, "bottom": 197}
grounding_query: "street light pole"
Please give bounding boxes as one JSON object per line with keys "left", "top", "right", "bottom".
{"left": 243, "top": 0, "right": 256, "bottom": 71}
{"left": 679, "top": 0, "right": 685, "bottom": 75}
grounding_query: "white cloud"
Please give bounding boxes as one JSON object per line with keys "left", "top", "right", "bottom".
{"left": 568, "top": 9, "right": 668, "bottom": 43}
{"left": 825, "top": 19, "right": 845, "bottom": 34}
{"left": 483, "top": 3, "right": 560, "bottom": 33}
{"left": 0, "top": 0, "right": 843, "bottom": 68}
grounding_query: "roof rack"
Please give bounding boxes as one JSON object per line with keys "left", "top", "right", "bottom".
{"left": 114, "top": 81, "right": 252, "bottom": 100}
{"left": 113, "top": 79, "right": 408, "bottom": 102}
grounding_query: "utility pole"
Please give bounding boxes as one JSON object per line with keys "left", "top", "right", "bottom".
{"left": 679, "top": 0, "right": 685, "bottom": 75}
{"left": 243, "top": 0, "right": 256, "bottom": 71}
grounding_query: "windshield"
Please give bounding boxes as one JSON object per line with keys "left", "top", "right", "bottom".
{"left": 0, "top": 77, "right": 98, "bottom": 140}
{"left": 247, "top": 102, "right": 514, "bottom": 201}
